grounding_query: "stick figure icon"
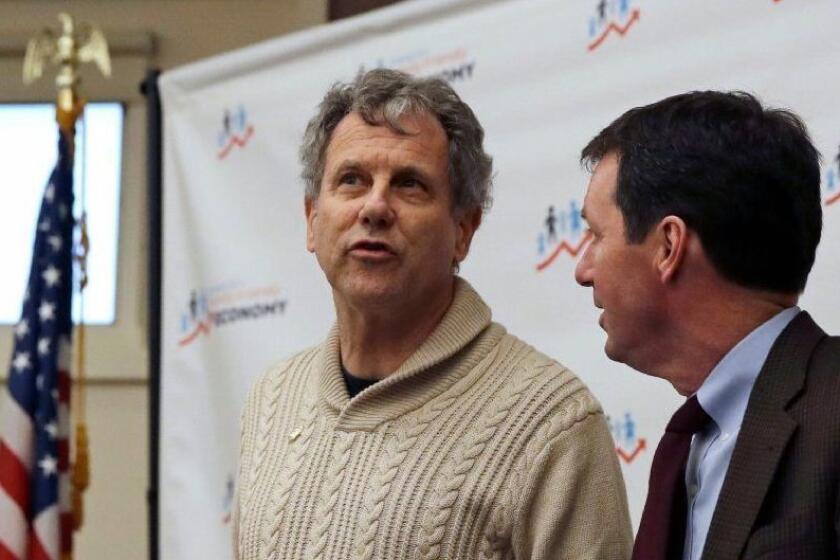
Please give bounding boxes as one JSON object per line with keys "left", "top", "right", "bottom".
{"left": 545, "top": 206, "right": 558, "bottom": 243}
{"left": 189, "top": 290, "right": 199, "bottom": 320}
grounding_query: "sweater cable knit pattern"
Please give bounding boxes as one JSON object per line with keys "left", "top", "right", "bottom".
{"left": 480, "top": 386, "right": 595, "bottom": 559}
{"left": 417, "top": 356, "right": 554, "bottom": 560}
{"left": 359, "top": 342, "right": 506, "bottom": 560}
{"left": 308, "top": 431, "right": 357, "bottom": 559}
{"left": 358, "top": 391, "right": 460, "bottom": 560}
{"left": 260, "top": 394, "right": 318, "bottom": 558}
{"left": 235, "top": 278, "right": 633, "bottom": 560}
{"left": 247, "top": 368, "right": 288, "bottom": 510}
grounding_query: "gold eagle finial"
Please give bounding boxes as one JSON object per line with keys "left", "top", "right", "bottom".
{"left": 23, "top": 13, "right": 111, "bottom": 129}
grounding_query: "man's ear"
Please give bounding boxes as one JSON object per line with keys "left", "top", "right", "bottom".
{"left": 454, "top": 207, "right": 483, "bottom": 263}
{"left": 655, "top": 215, "right": 688, "bottom": 283}
{"left": 305, "top": 197, "right": 317, "bottom": 253}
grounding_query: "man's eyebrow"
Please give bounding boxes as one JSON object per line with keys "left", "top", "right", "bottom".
{"left": 391, "top": 165, "right": 437, "bottom": 184}
{"left": 393, "top": 164, "right": 428, "bottom": 175}
{"left": 331, "top": 160, "right": 363, "bottom": 173}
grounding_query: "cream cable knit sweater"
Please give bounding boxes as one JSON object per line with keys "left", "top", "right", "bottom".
{"left": 235, "top": 279, "right": 632, "bottom": 559}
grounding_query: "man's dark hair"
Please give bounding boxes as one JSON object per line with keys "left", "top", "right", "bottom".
{"left": 581, "top": 91, "right": 822, "bottom": 294}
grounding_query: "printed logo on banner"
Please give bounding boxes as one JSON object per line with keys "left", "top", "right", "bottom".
{"left": 824, "top": 144, "right": 840, "bottom": 207}
{"left": 177, "top": 282, "right": 288, "bottom": 347}
{"left": 221, "top": 473, "right": 234, "bottom": 525}
{"left": 217, "top": 104, "right": 255, "bottom": 160}
{"left": 360, "top": 47, "right": 476, "bottom": 84}
{"left": 607, "top": 410, "right": 647, "bottom": 464}
{"left": 535, "top": 200, "right": 592, "bottom": 272}
{"left": 587, "top": 0, "right": 641, "bottom": 52}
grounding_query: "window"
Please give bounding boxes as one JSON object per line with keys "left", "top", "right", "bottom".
{"left": 0, "top": 102, "right": 123, "bottom": 324}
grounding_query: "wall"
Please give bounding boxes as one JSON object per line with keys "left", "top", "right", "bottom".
{"left": 0, "top": 1, "right": 327, "bottom": 558}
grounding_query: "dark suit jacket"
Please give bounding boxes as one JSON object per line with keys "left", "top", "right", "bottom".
{"left": 701, "top": 312, "right": 840, "bottom": 560}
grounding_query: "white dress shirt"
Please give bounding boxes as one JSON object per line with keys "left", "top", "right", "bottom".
{"left": 682, "top": 307, "right": 800, "bottom": 560}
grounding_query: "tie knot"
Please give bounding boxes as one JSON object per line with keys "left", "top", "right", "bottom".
{"left": 666, "top": 395, "right": 710, "bottom": 434}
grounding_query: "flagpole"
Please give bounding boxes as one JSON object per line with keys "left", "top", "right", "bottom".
{"left": 22, "top": 13, "right": 110, "bottom": 560}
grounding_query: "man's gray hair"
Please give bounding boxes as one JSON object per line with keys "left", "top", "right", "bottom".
{"left": 300, "top": 68, "right": 493, "bottom": 213}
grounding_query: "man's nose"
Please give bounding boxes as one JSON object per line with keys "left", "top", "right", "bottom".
{"left": 574, "top": 249, "right": 593, "bottom": 287}
{"left": 359, "top": 185, "right": 395, "bottom": 229}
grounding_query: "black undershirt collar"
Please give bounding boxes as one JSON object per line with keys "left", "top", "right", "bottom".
{"left": 341, "top": 364, "right": 379, "bottom": 398}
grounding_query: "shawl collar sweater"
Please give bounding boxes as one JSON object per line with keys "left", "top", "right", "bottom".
{"left": 236, "top": 279, "right": 632, "bottom": 559}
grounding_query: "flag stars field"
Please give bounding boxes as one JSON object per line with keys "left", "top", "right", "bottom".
{"left": 39, "top": 455, "right": 58, "bottom": 477}
{"left": 15, "top": 319, "right": 30, "bottom": 339}
{"left": 1, "top": 130, "right": 76, "bottom": 559}
{"left": 38, "top": 337, "right": 51, "bottom": 355}
{"left": 43, "top": 265, "right": 61, "bottom": 287}
{"left": 12, "top": 352, "right": 31, "bottom": 373}
{"left": 44, "top": 422, "right": 58, "bottom": 439}
{"left": 48, "top": 235, "right": 62, "bottom": 252}
{"left": 39, "top": 301, "right": 56, "bottom": 321}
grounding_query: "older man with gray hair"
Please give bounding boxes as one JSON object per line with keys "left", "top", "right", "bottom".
{"left": 234, "top": 69, "right": 632, "bottom": 560}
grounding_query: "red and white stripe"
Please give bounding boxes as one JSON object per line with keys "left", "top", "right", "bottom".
{"left": 57, "top": 340, "right": 73, "bottom": 557}
{"left": 0, "top": 385, "right": 34, "bottom": 560}
{"left": 0, "top": 336, "right": 73, "bottom": 560}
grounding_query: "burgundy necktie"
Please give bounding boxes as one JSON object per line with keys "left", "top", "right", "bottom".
{"left": 633, "top": 395, "right": 711, "bottom": 560}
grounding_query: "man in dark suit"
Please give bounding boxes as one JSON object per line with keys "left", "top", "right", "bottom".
{"left": 575, "top": 90, "right": 840, "bottom": 559}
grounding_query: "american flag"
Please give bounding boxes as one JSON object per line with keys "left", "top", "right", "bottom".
{"left": 0, "top": 131, "right": 75, "bottom": 560}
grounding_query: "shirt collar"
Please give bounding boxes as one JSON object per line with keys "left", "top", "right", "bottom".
{"left": 316, "top": 276, "right": 497, "bottom": 430}
{"left": 696, "top": 307, "right": 800, "bottom": 435}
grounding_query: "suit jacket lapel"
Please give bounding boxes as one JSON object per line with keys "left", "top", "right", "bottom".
{"left": 701, "top": 312, "right": 826, "bottom": 560}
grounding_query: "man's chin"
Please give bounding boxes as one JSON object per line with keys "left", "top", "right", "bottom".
{"left": 332, "top": 280, "right": 405, "bottom": 308}
{"left": 603, "top": 338, "right": 624, "bottom": 364}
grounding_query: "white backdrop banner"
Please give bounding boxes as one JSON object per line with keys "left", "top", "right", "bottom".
{"left": 159, "top": 0, "right": 840, "bottom": 557}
